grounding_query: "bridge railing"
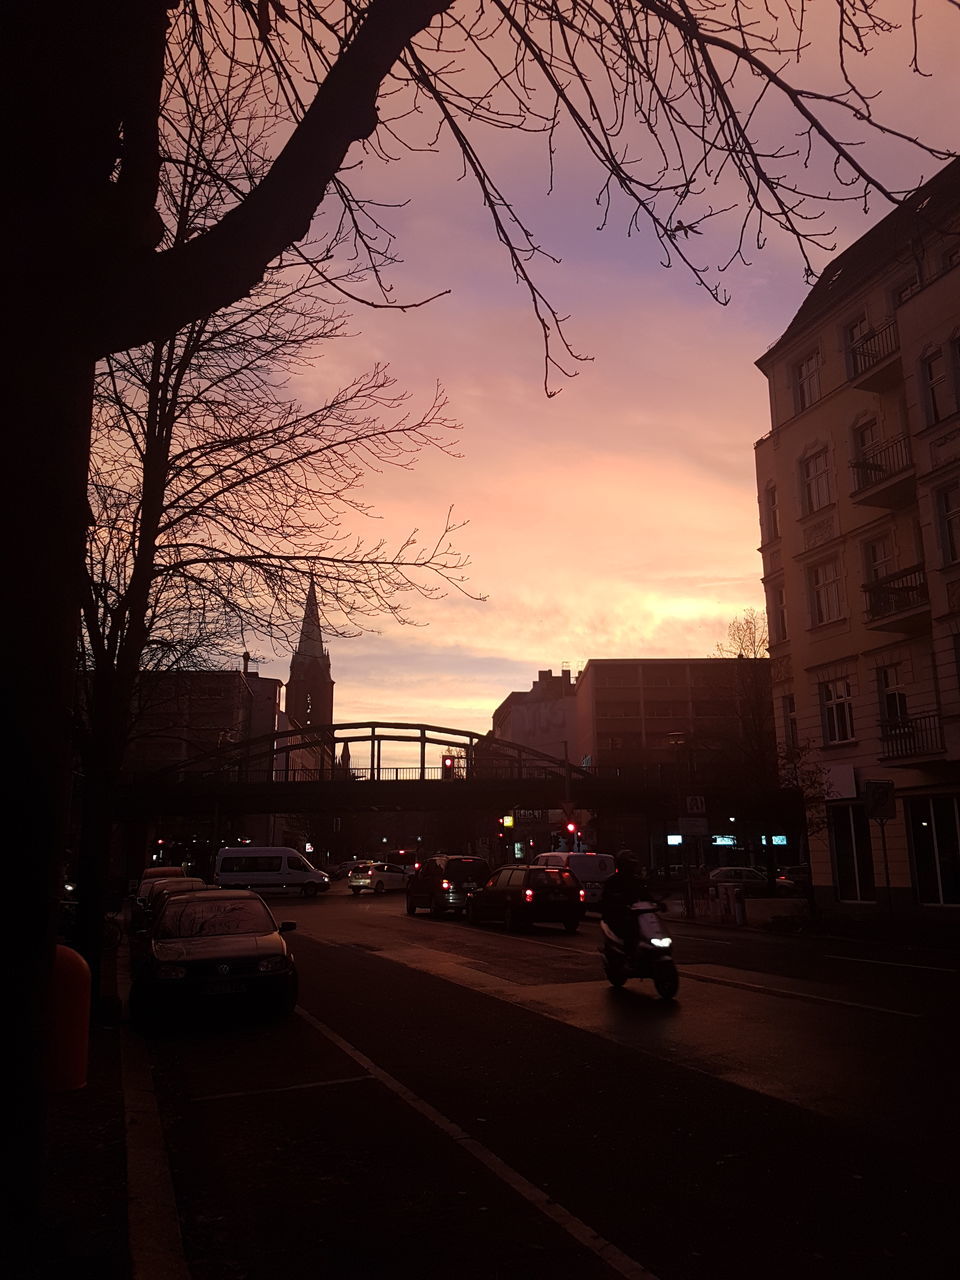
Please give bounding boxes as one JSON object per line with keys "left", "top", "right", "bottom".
{"left": 184, "top": 762, "right": 675, "bottom": 785}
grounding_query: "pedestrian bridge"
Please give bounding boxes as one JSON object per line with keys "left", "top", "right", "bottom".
{"left": 118, "top": 721, "right": 672, "bottom": 817}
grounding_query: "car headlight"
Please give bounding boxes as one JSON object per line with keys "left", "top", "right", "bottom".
{"left": 650, "top": 937, "right": 672, "bottom": 948}
{"left": 258, "top": 956, "right": 290, "bottom": 974}
{"left": 157, "top": 964, "right": 187, "bottom": 980}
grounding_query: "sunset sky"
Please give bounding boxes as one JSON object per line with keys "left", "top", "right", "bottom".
{"left": 258, "top": 7, "right": 959, "bottom": 750}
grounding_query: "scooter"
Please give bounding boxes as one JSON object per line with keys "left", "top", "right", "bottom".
{"left": 600, "top": 900, "right": 679, "bottom": 1000}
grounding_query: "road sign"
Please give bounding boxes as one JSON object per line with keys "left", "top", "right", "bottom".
{"left": 679, "top": 816, "right": 709, "bottom": 837}
{"left": 863, "top": 779, "right": 896, "bottom": 821}
{"left": 685, "top": 795, "right": 706, "bottom": 815}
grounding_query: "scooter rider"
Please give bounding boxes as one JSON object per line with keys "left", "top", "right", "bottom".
{"left": 600, "top": 850, "right": 657, "bottom": 961}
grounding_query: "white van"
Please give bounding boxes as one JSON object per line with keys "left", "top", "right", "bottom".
{"left": 531, "top": 852, "right": 616, "bottom": 906}
{"left": 214, "top": 847, "right": 330, "bottom": 897}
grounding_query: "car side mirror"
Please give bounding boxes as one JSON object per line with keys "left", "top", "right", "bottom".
{"left": 279, "top": 921, "right": 297, "bottom": 933}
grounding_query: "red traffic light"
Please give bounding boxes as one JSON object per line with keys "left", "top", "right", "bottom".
{"left": 565, "top": 821, "right": 576, "bottom": 833}
{"left": 441, "top": 755, "right": 456, "bottom": 779}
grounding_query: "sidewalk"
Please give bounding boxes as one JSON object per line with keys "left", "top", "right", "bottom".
{"left": 39, "top": 946, "right": 131, "bottom": 1280}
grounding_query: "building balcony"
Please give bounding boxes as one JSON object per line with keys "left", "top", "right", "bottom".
{"left": 848, "top": 318, "right": 901, "bottom": 391}
{"left": 849, "top": 434, "right": 915, "bottom": 507}
{"left": 863, "top": 565, "right": 930, "bottom": 632}
{"left": 878, "top": 713, "right": 944, "bottom": 761}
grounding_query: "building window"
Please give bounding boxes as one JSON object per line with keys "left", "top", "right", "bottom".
{"left": 877, "top": 664, "right": 908, "bottom": 723}
{"left": 829, "top": 805, "right": 875, "bottom": 902}
{"left": 924, "top": 349, "right": 948, "bottom": 424}
{"left": 809, "top": 558, "right": 842, "bottom": 625}
{"left": 771, "top": 585, "right": 788, "bottom": 643}
{"left": 854, "top": 418, "right": 880, "bottom": 458}
{"left": 795, "top": 352, "right": 821, "bottom": 412}
{"left": 782, "top": 694, "right": 798, "bottom": 749}
{"left": 764, "top": 485, "right": 780, "bottom": 541}
{"left": 863, "top": 535, "right": 893, "bottom": 582}
{"left": 938, "top": 480, "right": 960, "bottom": 564}
{"left": 846, "top": 314, "right": 870, "bottom": 347}
{"left": 801, "top": 448, "right": 831, "bottom": 513}
{"left": 907, "top": 795, "right": 960, "bottom": 905}
{"left": 893, "top": 273, "right": 920, "bottom": 305}
{"left": 821, "top": 676, "right": 855, "bottom": 743}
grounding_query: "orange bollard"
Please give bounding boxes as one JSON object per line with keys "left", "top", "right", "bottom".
{"left": 46, "top": 944, "right": 91, "bottom": 1092}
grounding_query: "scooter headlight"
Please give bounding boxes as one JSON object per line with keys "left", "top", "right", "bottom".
{"left": 650, "top": 937, "right": 672, "bottom": 948}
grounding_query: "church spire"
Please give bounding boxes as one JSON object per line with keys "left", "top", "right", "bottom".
{"left": 286, "top": 578, "right": 334, "bottom": 729}
{"left": 295, "top": 577, "right": 327, "bottom": 661}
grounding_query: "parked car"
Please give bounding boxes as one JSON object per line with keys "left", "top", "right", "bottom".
{"left": 214, "top": 847, "right": 330, "bottom": 897}
{"left": 465, "top": 865, "right": 586, "bottom": 934}
{"left": 708, "top": 867, "right": 785, "bottom": 896}
{"left": 777, "top": 864, "right": 811, "bottom": 884}
{"left": 405, "top": 855, "right": 491, "bottom": 917}
{"left": 139, "top": 865, "right": 186, "bottom": 883}
{"left": 134, "top": 875, "right": 202, "bottom": 926}
{"left": 129, "top": 889, "right": 298, "bottom": 1022}
{"left": 148, "top": 877, "right": 211, "bottom": 918}
{"left": 531, "top": 852, "right": 615, "bottom": 907}
{"left": 347, "top": 862, "right": 409, "bottom": 895}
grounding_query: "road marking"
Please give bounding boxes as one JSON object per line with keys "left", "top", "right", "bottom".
{"left": 824, "top": 954, "right": 959, "bottom": 974}
{"left": 297, "top": 1008, "right": 660, "bottom": 1280}
{"left": 193, "top": 1074, "right": 373, "bottom": 1103}
{"left": 678, "top": 970, "right": 922, "bottom": 1017}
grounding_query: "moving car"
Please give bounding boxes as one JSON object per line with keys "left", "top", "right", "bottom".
{"left": 405, "top": 855, "right": 490, "bottom": 918}
{"left": 214, "top": 847, "right": 330, "bottom": 897}
{"left": 531, "top": 852, "right": 615, "bottom": 906}
{"left": 465, "top": 865, "right": 586, "bottom": 934}
{"left": 129, "top": 889, "right": 298, "bottom": 1022}
{"left": 347, "top": 862, "right": 409, "bottom": 895}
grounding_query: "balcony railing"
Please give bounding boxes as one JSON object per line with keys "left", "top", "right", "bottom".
{"left": 849, "top": 318, "right": 899, "bottom": 377}
{"left": 879, "top": 713, "right": 944, "bottom": 760}
{"left": 863, "top": 565, "right": 928, "bottom": 621}
{"left": 850, "top": 434, "right": 913, "bottom": 492}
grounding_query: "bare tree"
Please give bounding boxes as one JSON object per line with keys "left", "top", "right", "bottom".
{"left": 76, "top": 90, "right": 473, "bottom": 971}
{"left": 715, "top": 607, "right": 769, "bottom": 659}
{"left": 13, "top": 0, "right": 954, "bottom": 1222}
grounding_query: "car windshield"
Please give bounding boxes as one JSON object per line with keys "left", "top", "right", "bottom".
{"left": 156, "top": 898, "right": 276, "bottom": 939}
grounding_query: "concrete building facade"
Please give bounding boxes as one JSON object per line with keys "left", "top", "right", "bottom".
{"left": 754, "top": 158, "right": 960, "bottom": 920}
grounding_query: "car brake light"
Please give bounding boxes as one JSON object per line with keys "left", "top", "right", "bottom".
{"left": 441, "top": 879, "right": 452, "bottom": 890}
{"left": 524, "top": 889, "right": 534, "bottom": 903}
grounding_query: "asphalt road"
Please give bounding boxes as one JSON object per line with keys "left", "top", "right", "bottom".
{"left": 138, "top": 883, "right": 958, "bottom": 1280}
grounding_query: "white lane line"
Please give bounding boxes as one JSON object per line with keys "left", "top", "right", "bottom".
{"left": 678, "top": 970, "right": 921, "bottom": 1018}
{"left": 193, "top": 1074, "right": 373, "bottom": 1103}
{"left": 297, "top": 1008, "right": 659, "bottom": 1280}
{"left": 824, "top": 954, "right": 959, "bottom": 974}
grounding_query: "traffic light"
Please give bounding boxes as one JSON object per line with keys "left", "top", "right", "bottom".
{"left": 565, "top": 822, "right": 576, "bottom": 835}
{"left": 442, "top": 754, "right": 456, "bottom": 780}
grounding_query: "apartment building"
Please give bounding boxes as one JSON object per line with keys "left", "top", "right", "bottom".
{"left": 754, "top": 159, "right": 959, "bottom": 918}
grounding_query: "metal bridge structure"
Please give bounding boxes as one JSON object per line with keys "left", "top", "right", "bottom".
{"left": 117, "top": 721, "right": 672, "bottom": 819}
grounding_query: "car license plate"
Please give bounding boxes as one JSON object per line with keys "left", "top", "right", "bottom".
{"left": 204, "top": 979, "right": 247, "bottom": 995}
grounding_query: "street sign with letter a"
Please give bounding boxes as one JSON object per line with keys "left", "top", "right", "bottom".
{"left": 863, "top": 779, "right": 896, "bottom": 821}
